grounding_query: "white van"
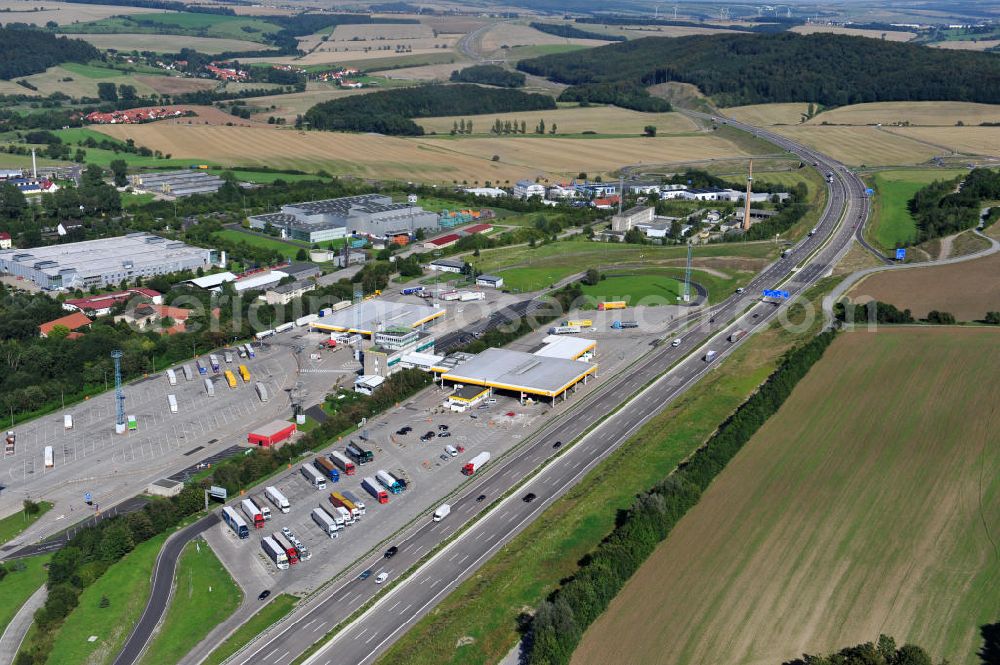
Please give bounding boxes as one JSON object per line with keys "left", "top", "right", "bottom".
{"left": 445, "top": 444, "right": 458, "bottom": 457}
{"left": 671, "top": 338, "right": 682, "bottom": 348}
{"left": 433, "top": 504, "right": 451, "bottom": 522}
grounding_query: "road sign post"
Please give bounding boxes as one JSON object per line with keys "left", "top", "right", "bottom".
{"left": 895, "top": 248, "right": 906, "bottom": 261}
{"left": 762, "top": 289, "right": 790, "bottom": 299}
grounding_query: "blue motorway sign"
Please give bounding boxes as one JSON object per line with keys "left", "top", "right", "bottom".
{"left": 865, "top": 187, "right": 874, "bottom": 196}
{"left": 895, "top": 248, "right": 906, "bottom": 261}
{"left": 762, "top": 289, "right": 790, "bottom": 299}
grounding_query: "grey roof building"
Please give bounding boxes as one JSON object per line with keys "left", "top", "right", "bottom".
{"left": 0, "top": 233, "right": 218, "bottom": 291}
{"left": 249, "top": 194, "right": 439, "bottom": 243}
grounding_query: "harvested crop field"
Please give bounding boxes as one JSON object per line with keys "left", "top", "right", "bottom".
{"left": 418, "top": 106, "right": 698, "bottom": 135}
{"left": 76, "top": 33, "right": 270, "bottom": 54}
{"left": 0, "top": 65, "right": 158, "bottom": 98}
{"left": 849, "top": 251, "right": 1000, "bottom": 320}
{"left": 329, "top": 23, "right": 433, "bottom": 40}
{"left": 133, "top": 74, "right": 216, "bottom": 95}
{"left": 790, "top": 24, "right": 917, "bottom": 41}
{"left": 0, "top": 0, "right": 160, "bottom": 24}
{"left": 91, "top": 123, "right": 750, "bottom": 182}
{"left": 726, "top": 103, "right": 810, "bottom": 126}
{"left": 770, "top": 125, "right": 941, "bottom": 165}
{"left": 809, "top": 101, "right": 1000, "bottom": 127}
{"left": 573, "top": 327, "right": 1000, "bottom": 665}
{"left": 479, "top": 23, "right": 610, "bottom": 52}
{"left": 883, "top": 127, "right": 1000, "bottom": 158}
{"left": 932, "top": 39, "right": 1000, "bottom": 51}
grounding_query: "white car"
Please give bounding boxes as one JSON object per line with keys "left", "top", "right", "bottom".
{"left": 375, "top": 572, "right": 388, "bottom": 584}
{"left": 671, "top": 339, "right": 682, "bottom": 348}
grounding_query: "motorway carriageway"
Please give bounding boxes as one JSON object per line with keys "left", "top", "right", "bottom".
{"left": 215, "top": 118, "right": 869, "bottom": 665}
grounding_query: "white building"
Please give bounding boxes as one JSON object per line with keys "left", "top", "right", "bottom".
{"left": 611, "top": 206, "right": 655, "bottom": 232}
{"left": 429, "top": 258, "right": 465, "bottom": 273}
{"left": 546, "top": 184, "right": 578, "bottom": 200}
{"left": 513, "top": 180, "right": 546, "bottom": 199}
{"left": 464, "top": 187, "right": 508, "bottom": 198}
{"left": 476, "top": 274, "right": 504, "bottom": 289}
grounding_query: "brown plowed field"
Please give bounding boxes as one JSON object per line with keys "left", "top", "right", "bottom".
{"left": 573, "top": 328, "right": 1000, "bottom": 665}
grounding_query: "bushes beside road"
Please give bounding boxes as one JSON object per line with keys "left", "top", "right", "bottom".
{"left": 526, "top": 329, "right": 837, "bottom": 665}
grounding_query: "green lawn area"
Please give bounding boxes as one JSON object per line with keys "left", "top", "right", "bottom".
{"left": 868, "top": 169, "right": 966, "bottom": 250}
{"left": 59, "top": 13, "right": 282, "bottom": 43}
{"left": 60, "top": 62, "right": 125, "bottom": 79}
{"left": 374, "top": 278, "right": 840, "bottom": 665}
{"left": 202, "top": 594, "right": 297, "bottom": 665}
{"left": 139, "top": 539, "right": 242, "bottom": 665}
{"left": 0, "top": 501, "right": 53, "bottom": 546}
{"left": 473, "top": 237, "right": 776, "bottom": 292}
{"left": 0, "top": 554, "right": 52, "bottom": 638}
{"left": 46, "top": 532, "right": 169, "bottom": 665}
{"left": 230, "top": 170, "right": 331, "bottom": 184}
{"left": 214, "top": 229, "right": 312, "bottom": 260}
{"left": 579, "top": 267, "right": 745, "bottom": 307}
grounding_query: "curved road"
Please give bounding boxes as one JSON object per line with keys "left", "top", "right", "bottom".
{"left": 199, "top": 117, "right": 869, "bottom": 665}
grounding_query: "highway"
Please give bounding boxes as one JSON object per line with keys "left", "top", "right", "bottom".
{"left": 210, "top": 117, "right": 869, "bottom": 665}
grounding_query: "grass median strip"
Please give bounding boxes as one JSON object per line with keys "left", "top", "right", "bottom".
{"left": 138, "top": 538, "right": 242, "bottom": 665}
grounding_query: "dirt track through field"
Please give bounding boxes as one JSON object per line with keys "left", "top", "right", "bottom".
{"left": 572, "top": 328, "right": 1000, "bottom": 665}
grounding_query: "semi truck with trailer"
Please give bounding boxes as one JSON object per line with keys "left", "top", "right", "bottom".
{"left": 253, "top": 494, "right": 271, "bottom": 521}
{"left": 459, "top": 291, "right": 485, "bottom": 301}
{"left": 611, "top": 320, "right": 639, "bottom": 329}
{"left": 224, "top": 350, "right": 233, "bottom": 364}
{"left": 221, "top": 506, "right": 249, "bottom": 539}
{"left": 345, "top": 442, "right": 374, "bottom": 465}
{"left": 548, "top": 325, "right": 581, "bottom": 335}
{"left": 272, "top": 532, "right": 300, "bottom": 563}
{"left": 341, "top": 490, "right": 366, "bottom": 516}
{"left": 241, "top": 498, "right": 265, "bottom": 529}
{"left": 597, "top": 301, "right": 627, "bottom": 311}
{"left": 166, "top": 368, "right": 177, "bottom": 385}
{"left": 265, "top": 486, "right": 290, "bottom": 513}
{"left": 728, "top": 329, "right": 747, "bottom": 343}
{"left": 204, "top": 378, "right": 215, "bottom": 397}
{"left": 329, "top": 491, "right": 360, "bottom": 520}
{"left": 333, "top": 504, "right": 354, "bottom": 526}
{"left": 376, "top": 469, "right": 403, "bottom": 494}
{"left": 463, "top": 451, "right": 491, "bottom": 475}
{"left": 329, "top": 451, "right": 355, "bottom": 476}
{"left": 362, "top": 477, "right": 389, "bottom": 504}
{"left": 563, "top": 319, "right": 593, "bottom": 328}
{"left": 209, "top": 354, "right": 220, "bottom": 373}
{"left": 295, "top": 313, "right": 318, "bottom": 327}
{"left": 261, "top": 536, "right": 290, "bottom": 570}
{"left": 440, "top": 291, "right": 460, "bottom": 301}
{"left": 401, "top": 286, "right": 424, "bottom": 296}
{"left": 311, "top": 507, "right": 341, "bottom": 537}
{"left": 301, "top": 464, "right": 327, "bottom": 490}
{"left": 314, "top": 456, "right": 341, "bottom": 483}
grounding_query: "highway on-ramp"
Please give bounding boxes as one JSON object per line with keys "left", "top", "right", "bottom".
{"left": 210, "top": 119, "right": 869, "bottom": 665}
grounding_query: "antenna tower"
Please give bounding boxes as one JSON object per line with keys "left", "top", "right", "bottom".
{"left": 742, "top": 159, "right": 754, "bottom": 231}
{"left": 683, "top": 243, "right": 693, "bottom": 302}
{"left": 112, "top": 350, "right": 125, "bottom": 434}
{"left": 617, "top": 175, "right": 624, "bottom": 215}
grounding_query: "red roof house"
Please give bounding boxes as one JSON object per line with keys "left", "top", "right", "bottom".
{"left": 39, "top": 312, "right": 92, "bottom": 338}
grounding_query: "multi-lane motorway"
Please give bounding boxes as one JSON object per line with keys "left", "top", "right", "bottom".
{"left": 209, "top": 117, "right": 870, "bottom": 665}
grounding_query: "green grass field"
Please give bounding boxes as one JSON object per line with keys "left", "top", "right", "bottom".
{"left": 139, "top": 539, "right": 242, "bottom": 665}
{"left": 59, "top": 13, "right": 283, "bottom": 43}
{"left": 579, "top": 267, "right": 745, "bottom": 307}
{"left": 471, "top": 237, "right": 776, "bottom": 292}
{"left": 0, "top": 501, "right": 53, "bottom": 546}
{"left": 0, "top": 554, "right": 52, "bottom": 638}
{"left": 60, "top": 62, "right": 126, "bottom": 79}
{"left": 214, "top": 229, "right": 312, "bottom": 259}
{"left": 202, "top": 594, "right": 297, "bottom": 665}
{"left": 46, "top": 532, "right": 168, "bottom": 665}
{"left": 373, "top": 279, "right": 839, "bottom": 665}
{"left": 574, "top": 327, "right": 1000, "bottom": 665}
{"left": 868, "top": 169, "right": 966, "bottom": 249}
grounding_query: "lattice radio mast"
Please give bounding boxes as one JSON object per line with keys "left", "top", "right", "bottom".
{"left": 112, "top": 350, "right": 125, "bottom": 434}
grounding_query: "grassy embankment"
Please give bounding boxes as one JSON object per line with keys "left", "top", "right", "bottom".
{"left": 202, "top": 594, "right": 298, "bottom": 665}
{"left": 0, "top": 501, "right": 53, "bottom": 546}
{"left": 867, "top": 168, "right": 966, "bottom": 249}
{"left": 373, "top": 278, "right": 839, "bottom": 665}
{"left": 0, "top": 554, "right": 52, "bottom": 637}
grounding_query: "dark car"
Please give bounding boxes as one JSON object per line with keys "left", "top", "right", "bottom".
{"left": 438, "top": 431, "right": 451, "bottom": 438}
{"left": 384, "top": 546, "right": 398, "bottom": 559}
{"left": 438, "top": 424, "right": 449, "bottom": 431}
{"left": 552, "top": 440, "right": 563, "bottom": 449}
{"left": 258, "top": 589, "right": 271, "bottom": 601}
{"left": 359, "top": 569, "right": 372, "bottom": 580}
{"left": 396, "top": 428, "right": 408, "bottom": 436}
{"left": 420, "top": 432, "right": 435, "bottom": 442}
{"left": 476, "top": 494, "right": 487, "bottom": 502}
{"left": 522, "top": 493, "right": 537, "bottom": 503}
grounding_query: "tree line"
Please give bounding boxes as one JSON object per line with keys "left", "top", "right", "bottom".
{"left": 450, "top": 64, "right": 525, "bottom": 88}
{"left": 557, "top": 80, "right": 671, "bottom": 112}
{"left": 528, "top": 22, "right": 625, "bottom": 42}
{"left": 786, "top": 634, "right": 947, "bottom": 665}
{"left": 527, "top": 329, "right": 837, "bottom": 664}
{"left": 304, "top": 84, "right": 556, "bottom": 136}
{"left": 907, "top": 168, "right": 1000, "bottom": 242}
{"left": 517, "top": 32, "right": 1000, "bottom": 107}
{"left": 0, "top": 27, "right": 101, "bottom": 80}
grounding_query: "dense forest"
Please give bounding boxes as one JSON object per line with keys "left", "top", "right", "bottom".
{"left": 528, "top": 22, "right": 625, "bottom": 42}
{"left": 907, "top": 168, "right": 1000, "bottom": 242}
{"left": 0, "top": 27, "right": 101, "bottom": 80}
{"left": 557, "top": 80, "right": 671, "bottom": 112}
{"left": 517, "top": 33, "right": 1000, "bottom": 107}
{"left": 450, "top": 64, "right": 525, "bottom": 88}
{"left": 304, "top": 84, "right": 556, "bottom": 135}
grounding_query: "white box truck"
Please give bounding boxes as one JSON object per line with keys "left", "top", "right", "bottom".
{"left": 301, "top": 464, "right": 327, "bottom": 490}
{"left": 166, "top": 368, "right": 177, "bottom": 386}
{"left": 262, "top": 536, "right": 289, "bottom": 570}
{"left": 433, "top": 504, "right": 451, "bottom": 522}
{"left": 204, "top": 378, "right": 215, "bottom": 397}
{"left": 182, "top": 364, "right": 193, "bottom": 381}
{"left": 265, "top": 486, "right": 290, "bottom": 513}
{"left": 44, "top": 445, "right": 53, "bottom": 469}
{"left": 167, "top": 394, "right": 178, "bottom": 413}
{"left": 254, "top": 494, "right": 272, "bottom": 521}
{"left": 255, "top": 383, "right": 269, "bottom": 403}
{"left": 334, "top": 504, "right": 354, "bottom": 526}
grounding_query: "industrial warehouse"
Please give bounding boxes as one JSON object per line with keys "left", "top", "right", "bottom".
{"left": 310, "top": 300, "right": 445, "bottom": 337}
{"left": 0, "top": 233, "right": 219, "bottom": 290}
{"left": 128, "top": 170, "right": 225, "bottom": 198}
{"left": 249, "top": 194, "right": 439, "bottom": 243}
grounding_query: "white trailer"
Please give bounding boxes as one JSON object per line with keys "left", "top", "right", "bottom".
{"left": 204, "top": 378, "right": 215, "bottom": 397}
{"left": 167, "top": 394, "right": 178, "bottom": 414}
{"left": 334, "top": 505, "right": 354, "bottom": 526}
{"left": 312, "top": 507, "right": 340, "bottom": 537}
{"left": 241, "top": 498, "right": 263, "bottom": 528}
{"left": 275, "top": 322, "right": 294, "bottom": 334}
{"left": 265, "top": 486, "right": 290, "bottom": 513}
{"left": 63, "top": 414, "right": 73, "bottom": 430}
{"left": 261, "top": 536, "right": 289, "bottom": 570}
{"left": 44, "top": 445, "right": 53, "bottom": 469}
{"left": 254, "top": 494, "right": 272, "bottom": 521}
{"left": 255, "top": 383, "right": 269, "bottom": 403}
{"left": 255, "top": 330, "right": 275, "bottom": 340}
{"left": 301, "top": 464, "right": 326, "bottom": 490}
{"left": 341, "top": 490, "right": 366, "bottom": 516}
{"left": 459, "top": 291, "right": 485, "bottom": 301}
{"left": 166, "top": 368, "right": 177, "bottom": 385}
{"left": 182, "top": 364, "right": 194, "bottom": 381}
{"left": 295, "top": 313, "right": 319, "bottom": 327}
